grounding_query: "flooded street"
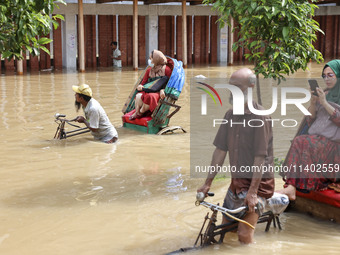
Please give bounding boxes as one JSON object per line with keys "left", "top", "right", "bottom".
{"left": 1, "top": 63, "right": 340, "bottom": 255}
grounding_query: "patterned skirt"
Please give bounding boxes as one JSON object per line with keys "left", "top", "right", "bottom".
{"left": 282, "top": 134, "right": 340, "bottom": 191}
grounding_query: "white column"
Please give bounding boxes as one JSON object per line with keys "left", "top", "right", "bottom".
{"left": 217, "top": 26, "right": 228, "bottom": 63}
{"left": 228, "top": 18, "right": 234, "bottom": 65}
{"left": 17, "top": 58, "right": 23, "bottom": 75}
{"left": 62, "top": 14, "right": 77, "bottom": 71}
{"left": 145, "top": 15, "right": 158, "bottom": 63}
{"left": 78, "top": 0, "right": 85, "bottom": 72}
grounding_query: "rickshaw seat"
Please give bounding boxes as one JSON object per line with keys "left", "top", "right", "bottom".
{"left": 121, "top": 57, "right": 185, "bottom": 134}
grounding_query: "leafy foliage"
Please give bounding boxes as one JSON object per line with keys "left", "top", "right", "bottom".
{"left": 0, "top": 0, "right": 66, "bottom": 60}
{"left": 204, "top": 0, "right": 324, "bottom": 83}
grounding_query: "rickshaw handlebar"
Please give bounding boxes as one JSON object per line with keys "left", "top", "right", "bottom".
{"left": 55, "top": 113, "right": 66, "bottom": 119}
{"left": 196, "top": 192, "right": 257, "bottom": 214}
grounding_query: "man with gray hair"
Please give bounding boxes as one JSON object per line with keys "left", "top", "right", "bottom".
{"left": 197, "top": 68, "right": 274, "bottom": 244}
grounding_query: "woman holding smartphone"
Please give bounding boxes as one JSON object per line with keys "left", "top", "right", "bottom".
{"left": 279, "top": 59, "right": 340, "bottom": 200}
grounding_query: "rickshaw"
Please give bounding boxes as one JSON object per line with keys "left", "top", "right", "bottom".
{"left": 166, "top": 192, "right": 288, "bottom": 254}
{"left": 121, "top": 57, "right": 186, "bottom": 135}
{"left": 282, "top": 117, "right": 340, "bottom": 222}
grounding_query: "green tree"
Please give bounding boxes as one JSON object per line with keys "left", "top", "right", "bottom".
{"left": 204, "top": 0, "right": 324, "bottom": 104}
{"left": 0, "top": 0, "right": 66, "bottom": 60}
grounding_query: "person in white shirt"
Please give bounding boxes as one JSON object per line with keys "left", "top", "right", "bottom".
{"left": 73, "top": 84, "right": 118, "bottom": 143}
{"left": 111, "top": 41, "right": 122, "bottom": 68}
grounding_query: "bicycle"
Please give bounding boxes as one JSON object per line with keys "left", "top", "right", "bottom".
{"left": 54, "top": 113, "right": 90, "bottom": 139}
{"left": 166, "top": 192, "right": 283, "bottom": 254}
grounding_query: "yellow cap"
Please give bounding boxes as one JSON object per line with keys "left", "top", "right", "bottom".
{"left": 72, "top": 83, "right": 92, "bottom": 97}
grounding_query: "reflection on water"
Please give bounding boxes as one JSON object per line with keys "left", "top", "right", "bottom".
{"left": 1, "top": 64, "right": 340, "bottom": 255}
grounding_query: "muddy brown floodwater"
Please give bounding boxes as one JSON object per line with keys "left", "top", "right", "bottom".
{"left": 1, "top": 63, "right": 340, "bottom": 255}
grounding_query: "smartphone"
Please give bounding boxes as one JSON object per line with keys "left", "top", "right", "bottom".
{"left": 308, "top": 79, "right": 319, "bottom": 96}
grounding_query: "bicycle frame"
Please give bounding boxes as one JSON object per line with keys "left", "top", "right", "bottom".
{"left": 194, "top": 202, "right": 281, "bottom": 248}
{"left": 54, "top": 114, "right": 90, "bottom": 139}
{"left": 166, "top": 197, "right": 282, "bottom": 254}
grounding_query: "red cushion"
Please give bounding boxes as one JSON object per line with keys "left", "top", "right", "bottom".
{"left": 122, "top": 110, "right": 152, "bottom": 127}
{"left": 296, "top": 188, "right": 340, "bottom": 208}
